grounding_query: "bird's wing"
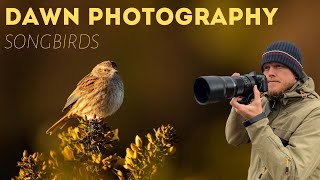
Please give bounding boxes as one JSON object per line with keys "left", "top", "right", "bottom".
{"left": 62, "top": 74, "right": 98, "bottom": 111}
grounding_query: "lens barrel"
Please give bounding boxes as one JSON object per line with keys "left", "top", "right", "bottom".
{"left": 193, "top": 75, "right": 255, "bottom": 105}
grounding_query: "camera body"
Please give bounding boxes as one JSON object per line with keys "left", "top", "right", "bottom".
{"left": 193, "top": 71, "right": 268, "bottom": 105}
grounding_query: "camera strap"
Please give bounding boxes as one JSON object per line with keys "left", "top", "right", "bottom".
{"left": 243, "top": 101, "right": 272, "bottom": 127}
{"left": 265, "top": 101, "right": 272, "bottom": 116}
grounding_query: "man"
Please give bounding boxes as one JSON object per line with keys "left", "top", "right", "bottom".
{"left": 225, "top": 41, "right": 320, "bottom": 179}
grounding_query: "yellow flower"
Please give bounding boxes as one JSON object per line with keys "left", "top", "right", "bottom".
{"left": 123, "top": 164, "right": 133, "bottom": 170}
{"left": 69, "top": 127, "right": 80, "bottom": 139}
{"left": 126, "top": 148, "right": 134, "bottom": 158}
{"left": 50, "top": 150, "right": 57, "bottom": 160}
{"left": 61, "top": 146, "right": 75, "bottom": 161}
{"left": 135, "top": 135, "right": 143, "bottom": 148}
{"left": 125, "top": 156, "right": 134, "bottom": 166}
{"left": 48, "top": 159, "right": 55, "bottom": 167}
{"left": 132, "top": 151, "right": 138, "bottom": 159}
{"left": 19, "top": 169, "right": 25, "bottom": 177}
{"left": 148, "top": 150, "right": 153, "bottom": 157}
{"left": 147, "top": 142, "right": 153, "bottom": 150}
{"left": 161, "top": 138, "right": 167, "bottom": 146}
{"left": 42, "top": 164, "right": 47, "bottom": 171}
{"left": 117, "top": 170, "right": 124, "bottom": 179}
{"left": 155, "top": 128, "right": 161, "bottom": 138}
{"left": 130, "top": 143, "right": 139, "bottom": 152}
{"left": 74, "top": 143, "right": 85, "bottom": 153}
{"left": 23, "top": 150, "right": 28, "bottom": 158}
{"left": 92, "top": 153, "right": 102, "bottom": 164}
{"left": 32, "top": 152, "right": 38, "bottom": 160}
{"left": 146, "top": 133, "right": 154, "bottom": 144}
{"left": 112, "top": 129, "right": 119, "bottom": 141}
{"left": 168, "top": 146, "right": 176, "bottom": 154}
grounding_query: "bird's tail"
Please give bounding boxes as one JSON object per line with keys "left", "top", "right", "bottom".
{"left": 46, "top": 114, "right": 70, "bottom": 135}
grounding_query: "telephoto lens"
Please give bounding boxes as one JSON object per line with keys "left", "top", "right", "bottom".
{"left": 193, "top": 71, "right": 267, "bottom": 105}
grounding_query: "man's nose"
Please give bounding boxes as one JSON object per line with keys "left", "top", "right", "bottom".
{"left": 267, "top": 67, "right": 276, "bottom": 77}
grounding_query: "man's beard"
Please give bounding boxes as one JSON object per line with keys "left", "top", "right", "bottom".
{"left": 268, "top": 89, "right": 285, "bottom": 97}
{"left": 267, "top": 80, "right": 296, "bottom": 97}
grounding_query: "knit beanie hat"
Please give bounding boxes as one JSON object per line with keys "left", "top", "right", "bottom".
{"left": 261, "top": 41, "right": 304, "bottom": 80}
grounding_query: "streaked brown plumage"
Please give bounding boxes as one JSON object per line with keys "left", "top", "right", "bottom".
{"left": 46, "top": 61, "right": 124, "bottom": 135}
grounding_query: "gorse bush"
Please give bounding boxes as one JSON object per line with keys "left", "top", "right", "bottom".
{"left": 12, "top": 118, "right": 177, "bottom": 180}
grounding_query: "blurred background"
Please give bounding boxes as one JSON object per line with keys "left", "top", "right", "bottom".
{"left": 1, "top": 0, "right": 320, "bottom": 179}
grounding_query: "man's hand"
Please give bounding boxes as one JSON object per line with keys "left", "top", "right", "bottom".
{"left": 230, "top": 84, "right": 263, "bottom": 119}
{"left": 232, "top": 72, "right": 240, "bottom": 77}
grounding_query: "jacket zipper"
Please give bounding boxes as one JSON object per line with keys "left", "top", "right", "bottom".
{"left": 285, "top": 158, "right": 289, "bottom": 175}
{"left": 271, "top": 100, "right": 276, "bottom": 109}
{"left": 258, "top": 167, "right": 267, "bottom": 179}
{"left": 268, "top": 100, "right": 280, "bottom": 124}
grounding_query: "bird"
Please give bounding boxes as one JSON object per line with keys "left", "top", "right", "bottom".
{"left": 46, "top": 60, "right": 124, "bottom": 135}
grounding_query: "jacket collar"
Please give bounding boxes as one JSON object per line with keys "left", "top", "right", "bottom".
{"left": 265, "top": 72, "right": 319, "bottom": 106}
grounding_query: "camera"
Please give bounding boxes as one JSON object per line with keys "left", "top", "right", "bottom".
{"left": 193, "top": 71, "right": 268, "bottom": 105}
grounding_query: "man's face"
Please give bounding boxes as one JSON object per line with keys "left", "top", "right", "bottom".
{"left": 262, "top": 62, "right": 298, "bottom": 96}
